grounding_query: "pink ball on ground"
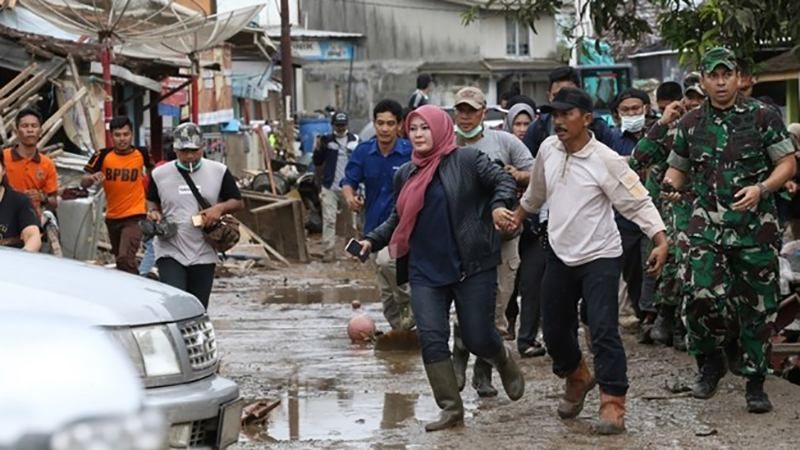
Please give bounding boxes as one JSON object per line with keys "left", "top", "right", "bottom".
{"left": 347, "top": 314, "right": 376, "bottom": 342}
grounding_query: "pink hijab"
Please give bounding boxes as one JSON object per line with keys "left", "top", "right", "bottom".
{"left": 389, "top": 105, "right": 458, "bottom": 258}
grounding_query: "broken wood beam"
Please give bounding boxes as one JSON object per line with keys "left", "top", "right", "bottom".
{"left": 38, "top": 118, "right": 63, "bottom": 147}
{"left": 248, "top": 198, "right": 296, "bottom": 214}
{"left": 0, "top": 70, "right": 48, "bottom": 111}
{"left": 241, "top": 189, "right": 286, "bottom": 202}
{"left": 239, "top": 222, "right": 291, "bottom": 267}
{"left": 0, "top": 63, "right": 36, "bottom": 99}
{"left": 66, "top": 55, "right": 98, "bottom": 150}
{"left": 40, "top": 86, "right": 86, "bottom": 133}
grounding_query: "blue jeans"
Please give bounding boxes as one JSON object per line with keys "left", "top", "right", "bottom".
{"left": 411, "top": 268, "right": 503, "bottom": 364}
{"left": 138, "top": 238, "right": 156, "bottom": 275}
{"left": 541, "top": 248, "right": 629, "bottom": 396}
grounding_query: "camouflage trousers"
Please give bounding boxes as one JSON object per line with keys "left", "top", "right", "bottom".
{"left": 655, "top": 201, "right": 691, "bottom": 308}
{"left": 683, "top": 238, "right": 779, "bottom": 377}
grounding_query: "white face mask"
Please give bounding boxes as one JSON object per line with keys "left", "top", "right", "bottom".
{"left": 620, "top": 114, "right": 646, "bottom": 133}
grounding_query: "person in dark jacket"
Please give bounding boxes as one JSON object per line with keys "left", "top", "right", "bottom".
{"left": 312, "top": 112, "right": 359, "bottom": 261}
{"left": 523, "top": 66, "right": 616, "bottom": 156}
{"left": 355, "top": 105, "right": 523, "bottom": 432}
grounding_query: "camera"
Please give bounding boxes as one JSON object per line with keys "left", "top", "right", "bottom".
{"left": 140, "top": 219, "right": 177, "bottom": 240}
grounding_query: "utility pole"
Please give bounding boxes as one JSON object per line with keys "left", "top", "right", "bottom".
{"left": 280, "top": 0, "right": 294, "bottom": 153}
{"left": 280, "top": 0, "right": 293, "bottom": 121}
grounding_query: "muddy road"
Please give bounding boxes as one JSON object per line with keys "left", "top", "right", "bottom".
{"left": 210, "top": 260, "right": 800, "bottom": 449}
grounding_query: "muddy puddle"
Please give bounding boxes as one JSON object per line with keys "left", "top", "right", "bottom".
{"left": 263, "top": 284, "right": 379, "bottom": 304}
{"left": 215, "top": 268, "right": 800, "bottom": 450}
{"left": 241, "top": 389, "right": 442, "bottom": 442}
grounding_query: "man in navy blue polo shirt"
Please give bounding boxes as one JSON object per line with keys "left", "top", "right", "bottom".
{"left": 342, "top": 99, "right": 413, "bottom": 330}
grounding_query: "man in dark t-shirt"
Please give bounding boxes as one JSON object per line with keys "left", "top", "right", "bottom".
{"left": 0, "top": 159, "right": 41, "bottom": 251}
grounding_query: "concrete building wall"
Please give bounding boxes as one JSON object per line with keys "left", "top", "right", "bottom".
{"left": 301, "top": 0, "right": 558, "bottom": 127}
{"left": 478, "top": 13, "right": 558, "bottom": 60}
{"left": 303, "top": 0, "right": 482, "bottom": 61}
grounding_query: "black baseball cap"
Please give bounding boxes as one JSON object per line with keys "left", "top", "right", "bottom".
{"left": 332, "top": 112, "right": 348, "bottom": 125}
{"left": 539, "top": 88, "right": 593, "bottom": 113}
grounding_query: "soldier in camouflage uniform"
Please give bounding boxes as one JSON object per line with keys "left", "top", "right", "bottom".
{"left": 631, "top": 76, "right": 706, "bottom": 350}
{"left": 663, "top": 48, "right": 797, "bottom": 414}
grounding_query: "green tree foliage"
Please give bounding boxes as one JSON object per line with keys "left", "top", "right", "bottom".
{"left": 462, "top": 0, "right": 799, "bottom": 68}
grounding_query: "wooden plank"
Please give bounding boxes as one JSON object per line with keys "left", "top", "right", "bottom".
{"left": 41, "top": 86, "right": 86, "bottom": 133}
{"left": 2, "top": 62, "right": 62, "bottom": 113}
{"left": 249, "top": 198, "right": 296, "bottom": 214}
{"left": 239, "top": 222, "right": 290, "bottom": 266}
{"left": 291, "top": 199, "right": 309, "bottom": 262}
{"left": 0, "top": 70, "right": 47, "bottom": 111}
{"left": 0, "top": 63, "right": 36, "bottom": 99}
{"left": 254, "top": 127, "right": 277, "bottom": 195}
{"left": 66, "top": 55, "right": 99, "bottom": 150}
{"left": 38, "top": 118, "right": 63, "bottom": 147}
{"left": 241, "top": 189, "right": 286, "bottom": 202}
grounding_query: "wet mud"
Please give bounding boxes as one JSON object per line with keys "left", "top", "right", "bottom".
{"left": 212, "top": 260, "right": 800, "bottom": 449}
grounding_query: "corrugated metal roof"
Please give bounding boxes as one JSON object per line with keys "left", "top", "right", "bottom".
{"left": 264, "top": 26, "right": 362, "bottom": 40}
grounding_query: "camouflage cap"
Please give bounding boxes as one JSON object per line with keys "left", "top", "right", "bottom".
{"left": 701, "top": 47, "right": 737, "bottom": 73}
{"left": 173, "top": 122, "right": 203, "bottom": 150}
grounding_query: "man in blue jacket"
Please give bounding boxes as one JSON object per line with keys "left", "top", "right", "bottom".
{"left": 342, "top": 100, "right": 413, "bottom": 329}
{"left": 523, "top": 66, "right": 616, "bottom": 156}
{"left": 313, "top": 112, "right": 359, "bottom": 261}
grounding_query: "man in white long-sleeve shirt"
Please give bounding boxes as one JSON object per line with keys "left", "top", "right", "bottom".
{"left": 512, "top": 88, "right": 668, "bottom": 435}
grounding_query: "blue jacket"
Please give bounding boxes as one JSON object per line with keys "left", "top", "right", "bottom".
{"left": 341, "top": 137, "right": 412, "bottom": 234}
{"left": 312, "top": 132, "right": 359, "bottom": 189}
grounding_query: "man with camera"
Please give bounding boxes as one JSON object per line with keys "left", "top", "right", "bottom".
{"left": 146, "top": 122, "right": 242, "bottom": 309}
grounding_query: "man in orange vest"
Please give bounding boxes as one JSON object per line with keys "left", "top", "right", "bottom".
{"left": 2, "top": 108, "right": 59, "bottom": 218}
{"left": 82, "top": 116, "right": 153, "bottom": 273}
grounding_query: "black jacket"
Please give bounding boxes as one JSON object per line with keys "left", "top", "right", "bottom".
{"left": 312, "top": 132, "right": 358, "bottom": 189}
{"left": 365, "top": 147, "right": 518, "bottom": 285}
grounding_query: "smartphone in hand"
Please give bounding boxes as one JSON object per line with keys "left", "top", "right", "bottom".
{"left": 345, "top": 238, "right": 369, "bottom": 263}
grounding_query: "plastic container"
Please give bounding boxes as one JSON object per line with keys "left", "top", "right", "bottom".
{"left": 298, "top": 117, "right": 331, "bottom": 154}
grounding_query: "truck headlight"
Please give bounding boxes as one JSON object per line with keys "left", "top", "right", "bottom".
{"left": 132, "top": 325, "right": 181, "bottom": 377}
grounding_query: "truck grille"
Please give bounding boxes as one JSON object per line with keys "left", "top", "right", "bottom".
{"left": 179, "top": 317, "right": 218, "bottom": 371}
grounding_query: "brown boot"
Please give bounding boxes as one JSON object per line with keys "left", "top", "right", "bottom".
{"left": 557, "top": 357, "right": 596, "bottom": 419}
{"left": 595, "top": 392, "right": 626, "bottom": 435}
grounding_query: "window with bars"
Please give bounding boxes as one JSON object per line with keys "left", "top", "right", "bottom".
{"left": 505, "top": 17, "right": 530, "bottom": 56}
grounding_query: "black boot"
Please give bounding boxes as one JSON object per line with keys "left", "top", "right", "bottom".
{"left": 487, "top": 346, "right": 525, "bottom": 401}
{"left": 423, "top": 360, "right": 465, "bottom": 431}
{"left": 745, "top": 376, "right": 773, "bottom": 414}
{"left": 471, "top": 357, "right": 498, "bottom": 397}
{"left": 452, "top": 323, "right": 469, "bottom": 392}
{"left": 691, "top": 351, "right": 726, "bottom": 399}
{"left": 650, "top": 305, "right": 675, "bottom": 346}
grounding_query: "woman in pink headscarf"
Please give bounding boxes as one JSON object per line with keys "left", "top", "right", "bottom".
{"left": 356, "top": 105, "right": 524, "bottom": 431}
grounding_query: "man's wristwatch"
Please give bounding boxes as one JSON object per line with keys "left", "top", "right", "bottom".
{"left": 757, "top": 182, "right": 771, "bottom": 199}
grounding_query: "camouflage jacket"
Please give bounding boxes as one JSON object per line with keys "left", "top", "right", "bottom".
{"left": 666, "top": 95, "right": 794, "bottom": 246}
{"left": 630, "top": 121, "right": 678, "bottom": 201}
